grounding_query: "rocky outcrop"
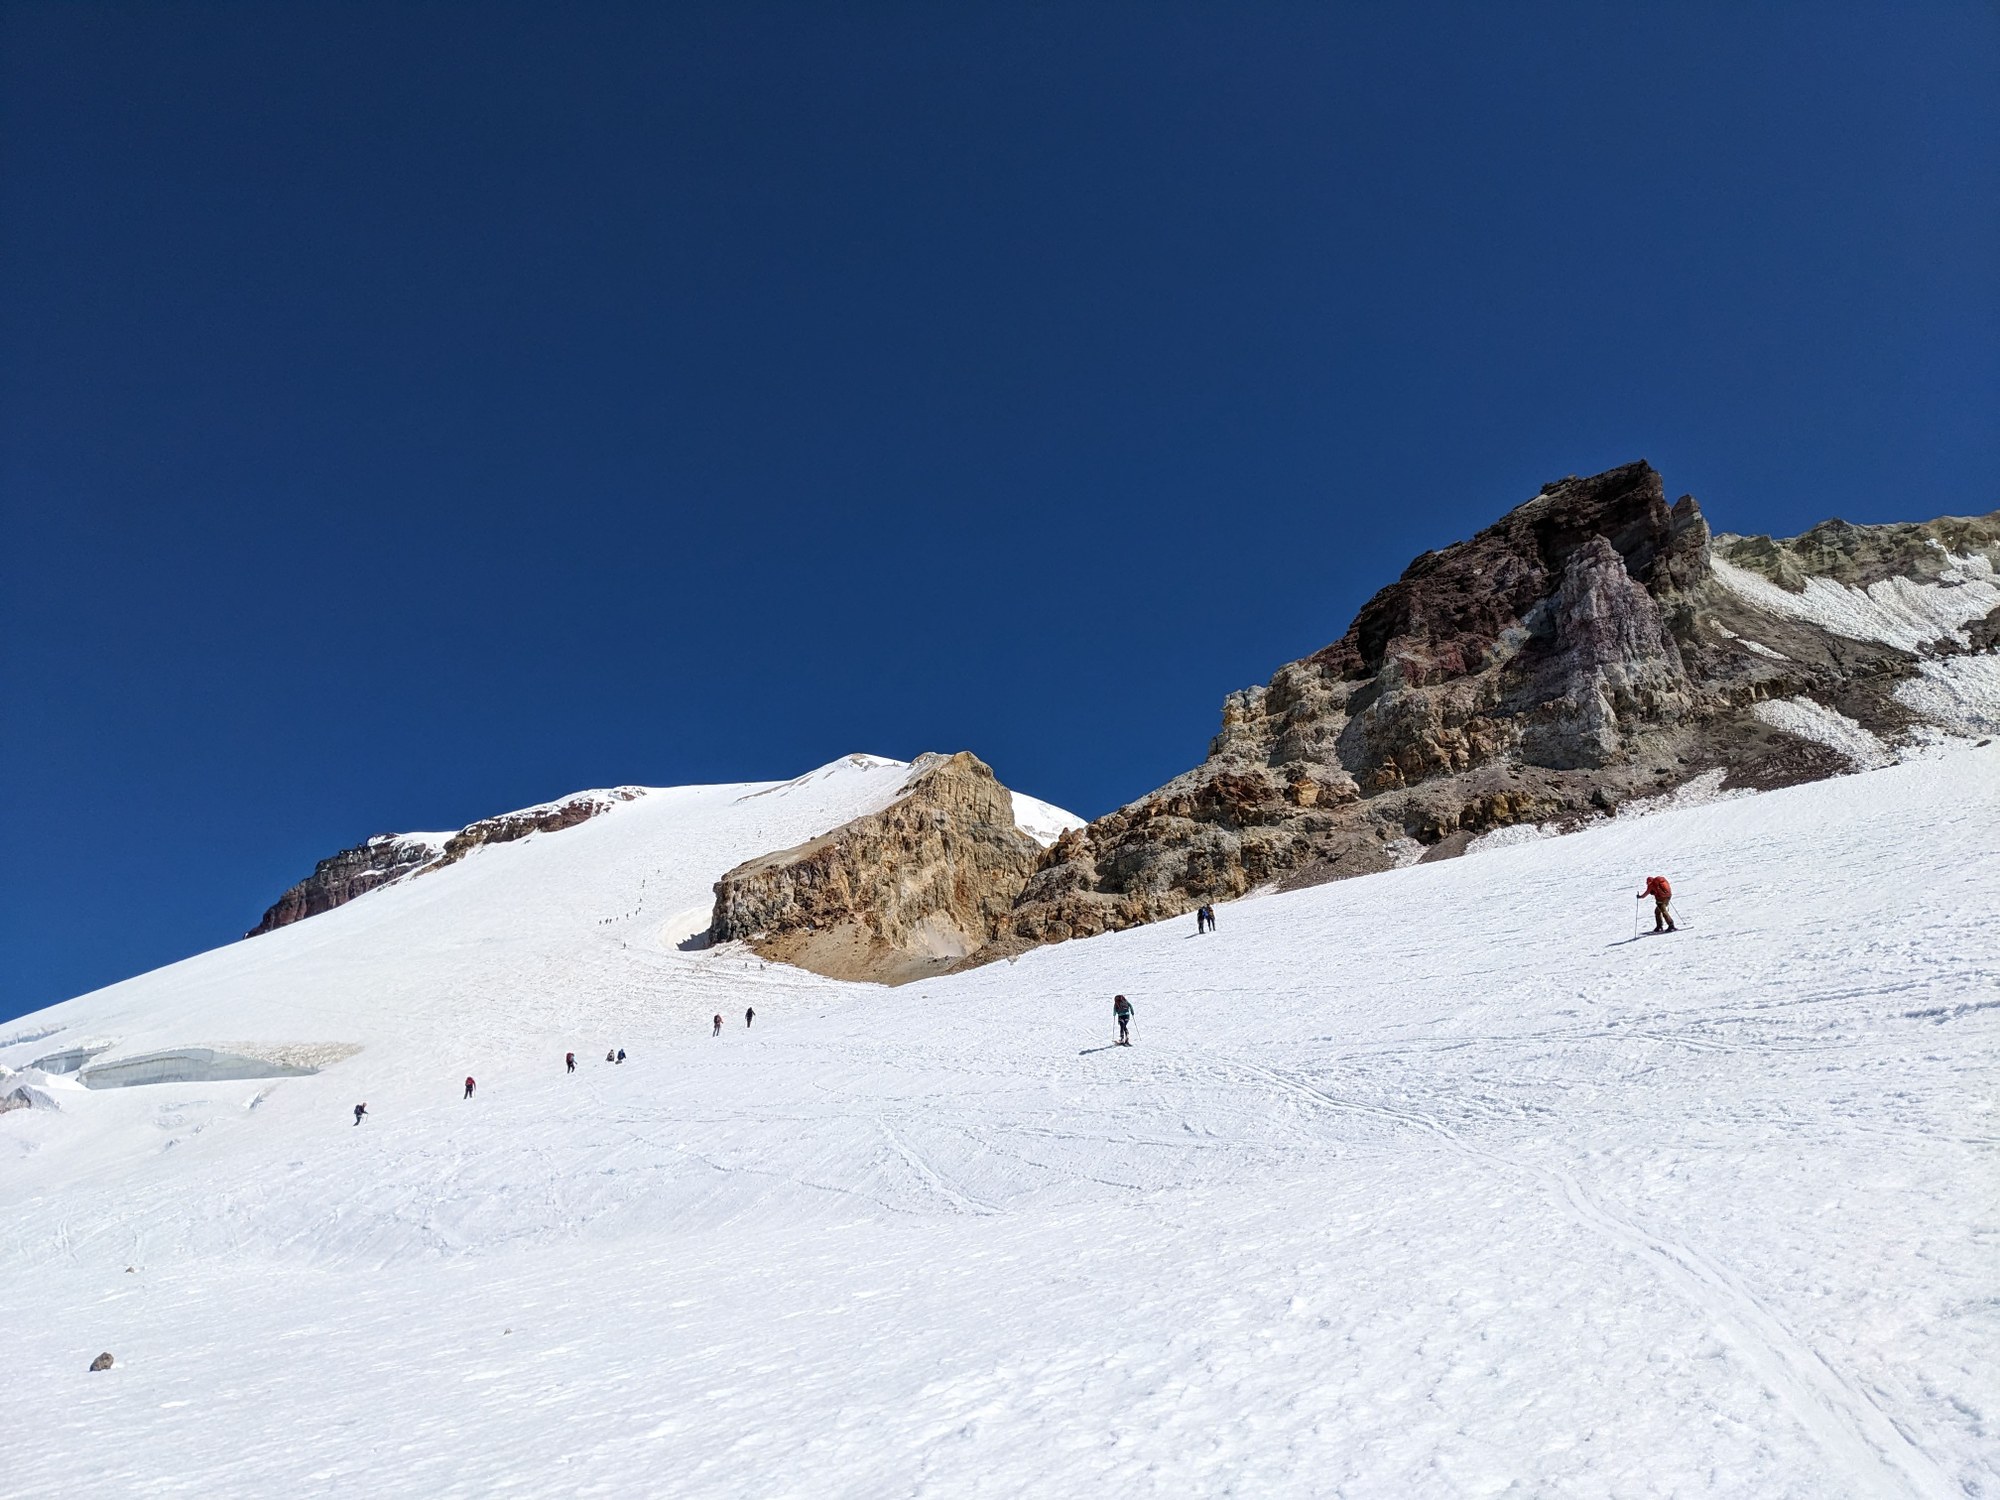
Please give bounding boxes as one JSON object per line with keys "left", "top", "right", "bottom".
{"left": 1002, "top": 462, "right": 2000, "bottom": 946}
{"left": 708, "top": 753, "right": 1046, "bottom": 983}
{"left": 247, "top": 835, "right": 442, "bottom": 935}
{"left": 248, "top": 788, "right": 643, "bottom": 936}
{"left": 1714, "top": 514, "right": 2000, "bottom": 593}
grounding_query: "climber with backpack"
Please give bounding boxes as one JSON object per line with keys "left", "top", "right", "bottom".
{"left": 1113, "top": 994, "right": 1133, "bottom": 1046}
{"left": 1637, "top": 875, "right": 1676, "bottom": 933}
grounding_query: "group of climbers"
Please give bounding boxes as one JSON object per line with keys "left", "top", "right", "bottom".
{"left": 353, "top": 1007, "right": 768, "bottom": 1121}
{"left": 354, "top": 874, "right": 1681, "bottom": 1116}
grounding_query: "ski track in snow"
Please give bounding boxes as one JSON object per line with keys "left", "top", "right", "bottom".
{"left": 1224, "top": 1057, "right": 1957, "bottom": 1499}
{"left": 1, "top": 750, "right": 1996, "bottom": 1497}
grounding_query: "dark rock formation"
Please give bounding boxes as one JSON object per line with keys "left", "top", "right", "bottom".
{"left": 708, "top": 753, "right": 1044, "bottom": 984}
{"left": 247, "top": 835, "right": 440, "bottom": 935}
{"left": 89, "top": 1352, "right": 114, "bottom": 1371}
{"left": 248, "top": 788, "right": 643, "bottom": 936}
{"left": 1002, "top": 463, "right": 1999, "bottom": 947}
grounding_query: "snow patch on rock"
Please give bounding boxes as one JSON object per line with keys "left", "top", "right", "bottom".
{"left": 1752, "top": 698, "right": 1895, "bottom": 770}
{"left": 1010, "top": 791, "right": 1086, "bottom": 848}
{"left": 1893, "top": 654, "right": 2000, "bottom": 739}
{"left": 1712, "top": 552, "right": 2000, "bottom": 653}
{"left": 1715, "top": 624, "right": 1788, "bottom": 660}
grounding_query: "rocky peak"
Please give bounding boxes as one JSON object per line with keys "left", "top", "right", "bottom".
{"left": 707, "top": 752, "right": 1047, "bottom": 984}
{"left": 1001, "top": 463, "right": 1999, "bottom": 948}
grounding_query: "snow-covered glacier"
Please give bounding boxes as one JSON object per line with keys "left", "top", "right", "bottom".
{"left": 1, "top": 746, "right": 1994, "bottom": 1498}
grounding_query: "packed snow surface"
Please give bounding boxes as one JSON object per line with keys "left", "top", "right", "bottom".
{"left": 3, "top": 749, "right": 1996, "bottom": 1498}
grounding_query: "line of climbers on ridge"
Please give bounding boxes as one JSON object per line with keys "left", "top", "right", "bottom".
{"left": 350, "top": 875, "right": 1679, "bottom": 1122}
{"left": 350, "top": 1006, "right": 762, "bottom": 1122}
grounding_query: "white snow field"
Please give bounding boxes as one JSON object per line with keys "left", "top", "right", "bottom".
{"left": 2, "top": 747, "right": 1996, "bottom": 1499}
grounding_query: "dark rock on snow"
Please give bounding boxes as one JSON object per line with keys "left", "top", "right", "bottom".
{"left": 248, "top": 788, "right": 644, "bottom": 936}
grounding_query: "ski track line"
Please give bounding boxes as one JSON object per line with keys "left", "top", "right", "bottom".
{"left": 1226, "top": 1058, "right": 1958, "bottom": 1500}
{"left": 876, "top": 1114, "right": 998, "bottom": 1216}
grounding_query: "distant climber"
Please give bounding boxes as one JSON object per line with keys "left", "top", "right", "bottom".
{"left": 565, "top": 1052, "right": 576, "bottom": 1074}
{"left": 606, "top": 1049, "right": 616, "bottom": 1063}
{"left": 1638, "top": 875, "right": 1676, "bottom": 933}
{"left": 712, "top": 1014, "right": 723, "bottom": 1037}
{"left": 745, "top": 1007, "right": 755, "bottom": 1028}
{"left": 353, "top": 1103, "right": 367, "bottom": 1126}
{"left": 1114, "top": 994, "right": 1133, "bottom": 1046}
{"left": 1197, "top": 904, "right": 1216, "bottom": 934}
{"left": 464, "top": 1076, "right": 476, "bottom": 1100}
{"left": 616, "top": 1048, "right": 626, "bottom": 1064}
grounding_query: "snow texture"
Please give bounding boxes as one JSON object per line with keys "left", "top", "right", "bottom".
{"left": 1711, "top": 552, "right": 2000, "bottom": 653}
{"left": 2, "top": 748, "right": 1996, "bottom": 1499}
{"left": 1752, "top": 697, "right": 1896, "bottom": 769}
{"left": 1010, "top": 789, "right": 1088, "bottom": 847}
{"left": 1895, "top": 654, "right": 2000, "bottom": 739}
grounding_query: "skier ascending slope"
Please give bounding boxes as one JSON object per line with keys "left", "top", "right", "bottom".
{"left": 565, "top": 1052, "right": 575, "bottom": 1074}
{"left": 463, "top": 1076, "right": 476, "bottom": 1100}
{"left": 745, "top": 1007, "right": 755, "bottom": 1028}
{"left": 712, "top": 1014, "right": 723, "bottom": 1038}
{"left": 1114, "top": 994, "right": 1133, "bottom": 1046}
{"left": 1637, "top": 875, "right": 1677, "bottom": 933}
{"left": 353, "top": 1103, "right": 367, "bottom": 1126}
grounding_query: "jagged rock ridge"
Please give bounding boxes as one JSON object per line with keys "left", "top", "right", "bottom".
{"left": 248, "top": 788, "right": 644, "bottom": 935}
{"left": 1001, "top": 462, "right": 1998, "bottom": 947}
{"left": 708, "top": 752, "right": 1047, "bottom": 984}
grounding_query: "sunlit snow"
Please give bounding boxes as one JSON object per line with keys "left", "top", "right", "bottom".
{"left": 1, "top": 748, "right": 1994, "bottom": 1498}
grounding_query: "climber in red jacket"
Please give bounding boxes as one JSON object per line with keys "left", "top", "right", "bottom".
{"left": 1637, "top": 875, "right": 1676, "bottom": 933}
{"left": 463, "top": 1076, "right": 476, "bottom": 1100}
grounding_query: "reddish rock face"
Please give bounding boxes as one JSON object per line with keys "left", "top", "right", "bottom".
{"left": 1001, "top": 462, "right": 1998, "bottom": 946}
{"left": 246, "top": 836, "right": 440, "bottom": 936}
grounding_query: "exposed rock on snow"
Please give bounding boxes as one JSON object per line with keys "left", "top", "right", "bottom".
{"left": 708, "top": 752, "right": 1046, "bottom": 983}
{"left": 1002, "top": 464, "right": 2000, "bottom": 946}
{"left": 1713, "top": 511, "right": 2000, "bottom": 595}
{"left": 248, "top": 789, "right": 645, "bottom": 935}
{"left": 88, "top": 1353, "right": 113, "bottom": 1372}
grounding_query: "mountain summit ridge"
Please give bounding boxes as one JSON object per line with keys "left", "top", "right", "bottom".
{"left": 998, "top": 462, "right": 1998, "bottom": 948}
{"left": 240, "top": 462, "right": 1998, "bottom": 979}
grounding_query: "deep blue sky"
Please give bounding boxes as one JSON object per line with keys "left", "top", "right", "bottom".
{"left": 3, "top": 3, "right": 1995, "bottom": 1020}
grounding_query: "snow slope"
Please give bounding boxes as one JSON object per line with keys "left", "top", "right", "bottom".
{"left": 2, "top": 748, "right": 1996, "bottom": 1498}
